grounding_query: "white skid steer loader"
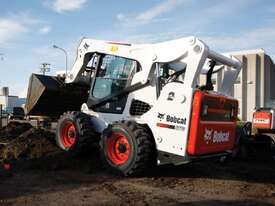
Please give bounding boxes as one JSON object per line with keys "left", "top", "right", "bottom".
{"left": 26, "top": 36, "right": 242, "bottom": 176}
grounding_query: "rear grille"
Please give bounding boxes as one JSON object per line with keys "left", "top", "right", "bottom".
{"left": 130, "top": 100, "right": 151, "bottom": 116}
{"left": 201, "top": 96, "right": 238, "bottom": 121}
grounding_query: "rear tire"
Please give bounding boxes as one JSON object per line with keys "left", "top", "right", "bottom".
{"left": 100, "top": 121, "right": 156, "bottom": 176}
{"left": 56, "top": 111, "right": 99, "bottom": 153}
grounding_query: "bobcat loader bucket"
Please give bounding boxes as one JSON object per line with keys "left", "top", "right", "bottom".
{"left": 26, "top": 74, "right": 89, "bottom": 118}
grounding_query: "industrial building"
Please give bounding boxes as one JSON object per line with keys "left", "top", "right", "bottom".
{"left": 200, "top": 49, "right": 275, "bottom": 121}
{"left": 0, "top": 87, "right": 20, "bottom": 112}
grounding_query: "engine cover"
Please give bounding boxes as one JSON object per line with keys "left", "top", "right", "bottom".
{"left": 187, "top": 90, "right": 238, "bottom": 155}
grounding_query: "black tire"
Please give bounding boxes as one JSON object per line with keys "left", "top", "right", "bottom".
{"left": 56, "top": 111, "right": 99, "bottom": 153}
{"left": 232, "top": 122, "right": 252, "bottom": 159}
{"left": 242, "top": 122, "right": 252, "bottom": 136}
{"left": 100, "top": 121, "right": 156, "bottom": 176}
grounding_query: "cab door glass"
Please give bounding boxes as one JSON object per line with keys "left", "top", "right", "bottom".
{"left": 92, "top": 55, "right": 137, "bottom": 99}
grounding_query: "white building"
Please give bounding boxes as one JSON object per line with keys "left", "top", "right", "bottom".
{"left": 200, "top": 49, "right": 275, "bottom": 121}
{"left": 0, "top": 87, "right": 19, "bottom": 112}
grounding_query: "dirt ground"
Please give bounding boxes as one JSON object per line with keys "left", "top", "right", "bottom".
{"left": 1, "top": 123, "right": 275, "bottom": 206}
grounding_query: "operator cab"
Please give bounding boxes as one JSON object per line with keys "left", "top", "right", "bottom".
{"left": 84, "top": 52, "right": 219, "bottom": 116}
{"left": 157, "top": 60, "right": 217, "bottom": 93}
{"left": 86, "top": 53, "right": 141, "bottom": 114}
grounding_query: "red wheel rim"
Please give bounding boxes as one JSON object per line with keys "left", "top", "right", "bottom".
{"left": 107, "top": 132, "right": 131, "bottom": 165}
{"left": 61, "top": 121, "right": 76, "bottom": 148}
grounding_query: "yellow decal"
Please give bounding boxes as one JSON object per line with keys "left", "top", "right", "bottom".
{"left": 110, "top": 45, "right": 119, "bottom": 52}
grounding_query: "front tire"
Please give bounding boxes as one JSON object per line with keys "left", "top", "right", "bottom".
{"left": 100, "top": 121, "right": 156, "bottom": 176}
{"left": 56, "top": 111, "right": 99, "bottom": 153}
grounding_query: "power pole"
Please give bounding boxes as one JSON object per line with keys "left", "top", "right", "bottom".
{"left": 40, "top": 63, "right": 51, "bottom": 75}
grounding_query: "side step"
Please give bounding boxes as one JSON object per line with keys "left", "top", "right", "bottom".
{"left": 189, "top": 151, "right": 231, "bottom": 161}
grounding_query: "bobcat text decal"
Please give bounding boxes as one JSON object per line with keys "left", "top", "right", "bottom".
{"left": 157, "top": 113, "right": 186, "bottom": 131}
{"left": 203, "top": 128, "right": 230, "bottom": 144}
{"left": 157, "top": 113, "right": 186, "bottom": 125}
{"left": 166, "top": 115, "right": 186, "bottom": 125}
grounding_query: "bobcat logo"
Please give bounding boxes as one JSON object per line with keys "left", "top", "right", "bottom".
{"left": 204, "top": 128, "right": 213, "bottom": 142}
{"left": 158, "top": 113, "right": 165, "bottom": 121}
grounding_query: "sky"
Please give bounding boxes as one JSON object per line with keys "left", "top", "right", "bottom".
{"left": 0, "top": 0, "right": 275, "bottom": 97}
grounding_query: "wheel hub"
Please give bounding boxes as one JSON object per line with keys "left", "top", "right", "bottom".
{"left": 107, "top": 132, "right": 131, "bottom": 165}
{"left": 60, "top": 121, "right": 76, "bottom": 148}
{"left": 68, "top": 129, "right": 76, "bottom": 138}
{"left": 118, "top": 143, "right": 127, "bottom": 153}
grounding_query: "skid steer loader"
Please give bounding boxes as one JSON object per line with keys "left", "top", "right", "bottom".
{"left": 251, "top": 108, "right": 275, "bottom": 155}
{"left": 229, "top": 108, "right": 275, "bottom": 160}
{"left": 26, "top": 37, "right": 242, "bottom": 176}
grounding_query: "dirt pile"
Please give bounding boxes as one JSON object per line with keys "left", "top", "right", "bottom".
{"left": 0, "top": 122, "right": 32, "bottom": 141}
{"left": 0, "top": 122, "right": 59, "bottom": 163}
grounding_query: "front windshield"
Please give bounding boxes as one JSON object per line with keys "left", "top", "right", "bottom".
{"left": 92, "top": 54, "right": 137, "bottom": 99}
